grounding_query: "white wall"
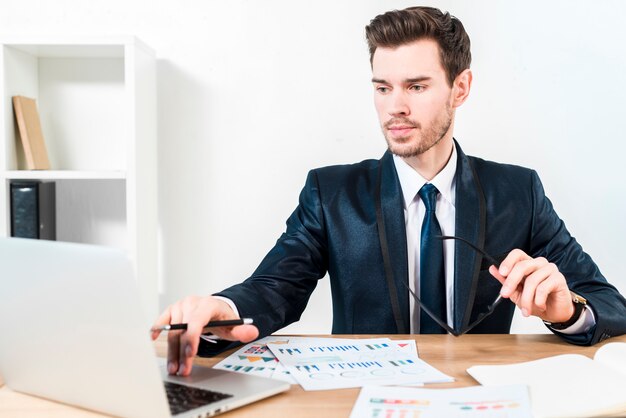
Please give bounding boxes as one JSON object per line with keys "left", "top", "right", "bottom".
{"left": 2, "top": 0, "right": 624, "bottom": 334}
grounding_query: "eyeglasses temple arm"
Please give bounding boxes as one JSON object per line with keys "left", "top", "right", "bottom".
{"left": 438, "top": 235, "right": 500, "bottom": 267}
{"left": 435, "top": 235, "right": 506, "bottom": 334}
{"left": 402, "top": 282, "right": 461, "bottom": 336}
{"left": 461, "top": 295, "right": 504, "bottom": 334}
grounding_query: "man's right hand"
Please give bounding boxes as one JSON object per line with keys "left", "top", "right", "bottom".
{"left": 151, "top": 295, "right": 259, "bottom": 376}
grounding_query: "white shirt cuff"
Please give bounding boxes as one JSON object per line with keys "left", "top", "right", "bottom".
{"left": 212, "top": 295, "right": 241, "bottom": 318}
{"left": 552, "top": 305, "right": 596, "bottom": 335}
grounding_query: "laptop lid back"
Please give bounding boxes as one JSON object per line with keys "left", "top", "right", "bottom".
{"left": 0, "top": 238, "right": 170, "bottom": 418}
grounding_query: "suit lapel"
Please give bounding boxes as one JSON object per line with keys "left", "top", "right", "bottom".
{"left": 453, "top": 141, "right": 487, "bottom": 331}
{"left": 377, "top": 151, "right": 410, "bottom": 333}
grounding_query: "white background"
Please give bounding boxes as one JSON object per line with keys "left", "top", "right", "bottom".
{"left": 2, "top": 0, "right": 624, "bottom": 333}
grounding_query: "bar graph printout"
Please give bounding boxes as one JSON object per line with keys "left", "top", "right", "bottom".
{"left": 267, "top": 339, "right": 453, "bottom": 391}
{"left": 349, "top": 385, "right": 532, "bottom": 418}
{"left": 213, "top": 336, "right": 394, "bottom": 384}
{"left": 213, "top": 336, "right": 300, "bottom": 383}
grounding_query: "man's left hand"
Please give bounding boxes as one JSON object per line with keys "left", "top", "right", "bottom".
{"left": 489, "top": 249, "right": 574, "bottom": 323}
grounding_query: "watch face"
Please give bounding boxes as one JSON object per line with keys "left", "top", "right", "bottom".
{"left": 570, "top": 291, "right": 587, "bottom": 305}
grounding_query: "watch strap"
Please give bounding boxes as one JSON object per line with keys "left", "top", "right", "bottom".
{"left": 544, "top": 291, "right": 587, "bottom": 330}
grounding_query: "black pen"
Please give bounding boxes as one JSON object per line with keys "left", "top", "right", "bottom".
{"left": 151, "top": 318, "right": 254, "bottom": 332}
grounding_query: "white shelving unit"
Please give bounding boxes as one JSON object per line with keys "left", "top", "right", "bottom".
{"left": 0, "top": 36, "right": 158, "bottom": 320}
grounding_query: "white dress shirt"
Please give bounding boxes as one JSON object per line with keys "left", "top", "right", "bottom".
{"left": 392, "top": 144, "right": 595, "bottom": 335}
{"left": 393, "top": 147, "right": 457, "bottom": 333}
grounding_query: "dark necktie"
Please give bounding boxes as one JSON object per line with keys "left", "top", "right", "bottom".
{"left": 418, "top": 183, "right": 447, "bottom": 334}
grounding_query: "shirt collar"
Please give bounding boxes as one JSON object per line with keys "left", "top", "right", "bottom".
{"left": 392, "top": 143, "right": 457, "bottom": 209}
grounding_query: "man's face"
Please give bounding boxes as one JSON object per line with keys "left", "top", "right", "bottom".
{"left": 372, "top": 39, "right": 455, "bottom": 158}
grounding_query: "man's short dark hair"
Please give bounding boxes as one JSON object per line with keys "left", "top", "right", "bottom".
{"left": 365, "top": 6, "right": 471, "bottom": 86}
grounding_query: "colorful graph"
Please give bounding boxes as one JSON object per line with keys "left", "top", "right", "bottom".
{"left": 222, "top": 364, "right": 275, "bottom": 374}
{"left": 370, "top": 398, "right": 429, "bottom": 406}
{"left": 368, "top": 398, "right": 429, "bottom": 418}
{"left": 295, "top": 364, "right": 320, "bottom": 372}
{"left": 237, "top": 355, "right": 277, "bottom": 363}
{"left": 451, "top": 400, "right": 521, "bottom": 411}
{"left": 370, "top": 408, "right": 421, "bottom": 418}
{"left": 350, "top": 381, "right": 529, "bottom": 418}
{"left": 327, "top": 361, "right": 383, "bottom": 370}
{"left": 266, "top": 339, "right": 452, "bottom": 390}
{"left": 388, "top": 359, "right": 415, "bottom": 366}
{"left": 282, "top": 341, "right": 405, "bottom": 354}
{"left": 365, "top": 343, "right": 390, "bottom": 350}
{"left": 244, "top": 345, "right": 270, "bottom": 355}
{"left": 307, "top": 345, "right": 361, "bottom": 353}
{"left": 276, "top": 347, "right": 302, "bottom": 355}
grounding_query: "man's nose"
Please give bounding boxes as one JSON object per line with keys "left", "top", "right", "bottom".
{"left": 388, "top": 91, "right": 410, "bottom": 116}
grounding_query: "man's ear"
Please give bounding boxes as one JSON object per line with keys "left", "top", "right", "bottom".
{"left": 451, "top": 69, "right": 472, "bottom": 108}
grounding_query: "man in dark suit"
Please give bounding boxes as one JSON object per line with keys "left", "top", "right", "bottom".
{"left": 153, "top": 6, "right": 626, "bottom": 377}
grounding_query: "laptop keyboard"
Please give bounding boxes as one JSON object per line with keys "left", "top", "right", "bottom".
{"left": 164, "top": 381, "right": 233, "bottom": 415}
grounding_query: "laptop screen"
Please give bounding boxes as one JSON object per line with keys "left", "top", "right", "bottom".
{"left": 0, "top": 238, "right": 289, "bottom": 417}
{"left": 0, "top": 238, "right": 172, "bottom": 417}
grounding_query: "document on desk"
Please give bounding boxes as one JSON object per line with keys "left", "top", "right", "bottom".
{"left": 349, "top": 384, "right": 532, "bottom": 418}
{"left": 212, "top": 336, "right": 304, "bottom": 383}
{"left": 467, "top": 342, "right": 626, "bottom": 418}
{"left": 267, "top": 339, "right": 453, "bottom": 391}
{"left": 212, "top": 336, "right": 391, "bottom": 384}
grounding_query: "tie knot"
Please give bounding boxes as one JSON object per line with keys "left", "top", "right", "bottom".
{"left": 418, "top": 183, "right": 439, "bottom": 212}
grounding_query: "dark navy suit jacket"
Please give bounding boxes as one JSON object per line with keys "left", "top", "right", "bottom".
{"left": 212, "top": 142, "right": 626, "bottom": 349}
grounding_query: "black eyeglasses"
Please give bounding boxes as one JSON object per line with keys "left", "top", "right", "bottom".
{"left": 404, "top": 235, "right": 506, "bottom": 336}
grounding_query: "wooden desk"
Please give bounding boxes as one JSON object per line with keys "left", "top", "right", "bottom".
{"left": 1, "top": 334, "right": 624, "bottom": 417}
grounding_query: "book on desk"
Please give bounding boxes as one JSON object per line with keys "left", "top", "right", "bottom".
{"left": 467, "top": 342, "right": 626, "bottom": 418}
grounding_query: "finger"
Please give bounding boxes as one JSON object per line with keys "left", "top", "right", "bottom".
{"left": 497, "top": 249, "right": 532, "bottom": 276}
{"left": 209, "top": 324, "right": 260, "bottom": 342}
{"left": 490, "top": 265, "right": 522, "bottom": 305}
{"left": 500, "top": 257, "right": 548, "bottom": 299}
{"left": 518, "top": 263, "right": 555, "bottom": 317}
{"left": 489, "top": 265, "right": 506, "bottom": 286}
{"left": 178, "top": 297, "right": 206, "bottom": 376}
{"left": 176, "top": 325, "right": 258, "bottom": 377}
{"left": 167, "top": 304, "right": 184, "bottom": 375}
{"left": 231, "top": 325, "right": 260, "bottom": 342}
{"left": 151, "top": 306, "right": 173, "bottom": 341}
{"left": 535, "top": 270, "right": 574, "bottom": 323}
{"left": 531, "top": 264, "right": 561, "bottom": 312}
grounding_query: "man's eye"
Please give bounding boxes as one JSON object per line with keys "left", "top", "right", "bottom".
{"left": 409, "top": 85, "right": 424, "bottom": 92}
{"left": 376, "top": 86, "right": 389, "bottom": 93}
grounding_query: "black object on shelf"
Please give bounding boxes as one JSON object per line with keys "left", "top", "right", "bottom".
{"left": 10, "top": 181, "right": 56, "bottom": 240}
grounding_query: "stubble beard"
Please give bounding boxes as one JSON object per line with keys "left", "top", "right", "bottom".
{"left": 384, "top": 103, "right": 453, "bottom": 158}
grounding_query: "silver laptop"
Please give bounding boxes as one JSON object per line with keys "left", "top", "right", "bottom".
{"left": 0, "top": 237, "right": 289, "bottom": 417}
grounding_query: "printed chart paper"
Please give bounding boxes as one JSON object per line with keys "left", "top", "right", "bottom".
{"left": 349, "top": 385, "right": 532, "bottom": 418}
{"left": 213, "top": 336, "right": 295, "bottom": 383}
{"left": 212, "top": 336, "right": 389, "bottom": 384}
{"left": 267, "top": 339, "right": 453, "bottom": 391}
